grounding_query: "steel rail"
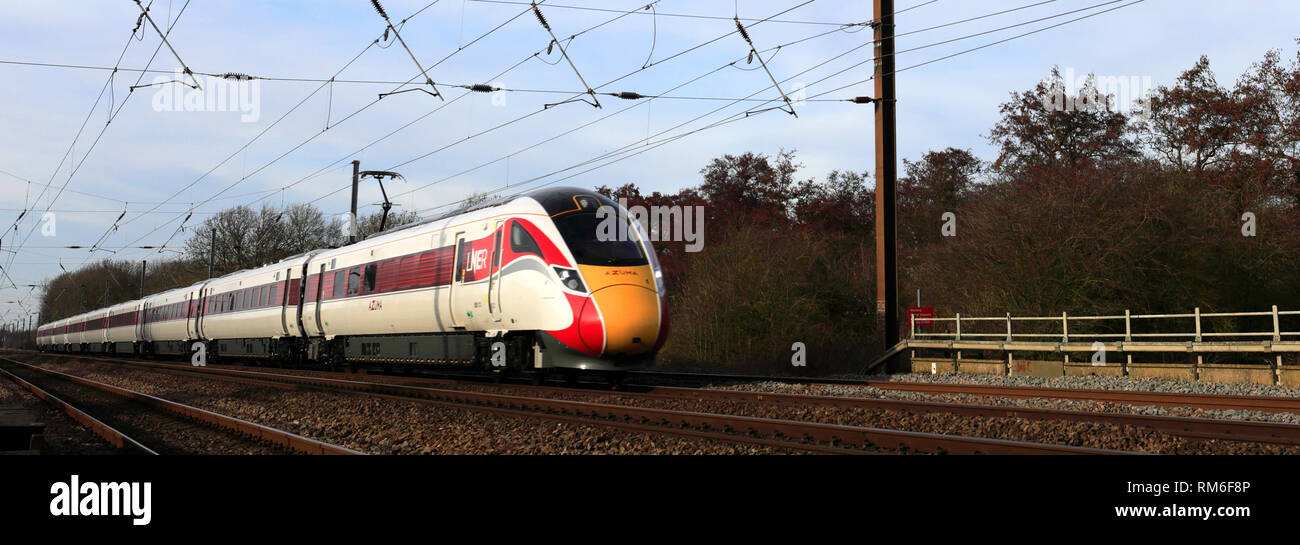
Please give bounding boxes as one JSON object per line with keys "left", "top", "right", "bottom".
{"left": 22, "top": 351, "right": 1300, "bottom": 444}
{"left": 0, "top": 366, "right": 156, "bottom": 454}
{"left": 0, "top": 357, "right": 363, "bottom": 455}
{"left": 32, "top": 354, "right": 1133, "bottom": 454}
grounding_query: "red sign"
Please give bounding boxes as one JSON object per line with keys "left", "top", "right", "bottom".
{"left": 908, "top": 307, "right": 934, "bottom": 327}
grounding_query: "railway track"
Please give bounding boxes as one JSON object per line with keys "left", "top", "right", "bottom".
{"left": 283, "top": 363, "right": 1300, "bottom": 447}
{"left": 21, "top": 352, "right": 1131, "bottom": 455}
{"left": 0, "top": 357, "right": 362, "bottom": 455}
{"left": 75, "top": 354, "right": 1289, "bottom": 448}
{"left": 631, "top": 370, "right": 1300, "bottom": 415}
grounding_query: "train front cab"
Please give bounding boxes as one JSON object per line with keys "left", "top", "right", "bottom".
{"left": 534, "top": 190, "right": 668, "bottom": 371}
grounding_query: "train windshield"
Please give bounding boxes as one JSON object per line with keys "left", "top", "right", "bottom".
{"left": 552, "top": 211, "right": 649, "bottom": 267}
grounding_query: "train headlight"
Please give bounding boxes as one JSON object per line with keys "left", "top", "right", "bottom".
{"left": 553, "top": 267, "right": 587, "bottom": 293}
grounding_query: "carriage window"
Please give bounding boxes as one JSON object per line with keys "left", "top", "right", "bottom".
{"left": 260, "top": 286, "right": 267, "bottom": 307}
{"left": 333, "top": 271, "right": 345, "bottom": 298}
{"left": 363, "top": 264, "right": 377, "bottom": 292}
{"left": 269, "top": 285, "right": 278, "bottom": 305}
{"left": 347, "top": 268, "right": 361, "bottom": 295}
{"left": 510, "top": 222, "right": 543, "bottom": 256}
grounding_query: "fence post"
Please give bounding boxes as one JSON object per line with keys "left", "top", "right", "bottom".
{"left": 1193, "top": 307, "right": 1202, "bottom": 381}
{"left": 1006, "top": 312, "right": 1012, "bottom": 342}
{"left": 1272, "top": 305, "right": 1281, "bottom": 342}
{"left": 1062, "top": 311, "right": 1069, "bottom": 343}
{"left": 910, "top": 312, "right": 916, "bottom": 339}
{"left": 955, "top": 313, "right": 962, "bottom": 341}
{"left": 1123, "top": 310, "right": 1132, "bottom": 377}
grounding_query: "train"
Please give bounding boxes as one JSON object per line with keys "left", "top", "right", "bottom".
{"left": 34, "top": 187, "right": 668, "bottom": 378}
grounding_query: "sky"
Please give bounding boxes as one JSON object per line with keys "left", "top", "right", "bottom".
{"left": 1, "top": 0, "right": 1298, "bottom": 324}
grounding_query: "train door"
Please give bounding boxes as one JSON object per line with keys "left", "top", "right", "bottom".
{"left": 449, "top": 232, "right": 468, "bottom": 328}
{"left": 313, "top": 264, "right": 327, "bottom": 338}
{"left": 194, "top": 289, "right": 205, "bottom": 340}
{"left": 136, "top": 302, "right": 146, "bottom": 343}
{"left": 279, "top": 268, "right": 293, "bottom": 336}
{"left": 141, "top": 302, "right": 151, "bottom": 342}
{"left": 488, "top": 221, "right": 504, "bottom": 322}
{"left": 186, "top": 291, "right": 197, "bottom": 340}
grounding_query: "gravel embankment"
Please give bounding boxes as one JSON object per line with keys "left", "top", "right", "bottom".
{"left": 35, "top": 361, "right": 800, "bottom": 455}
{"left": 34, "top": 357, "right": 1300, "bottom": 454}
{"left": 703, "top": 380, "right": 1300, "bottom": 425}
{"left": 461, "top": 383, "right": 1298, "bottom": 454}
{"left": 71, "top": 361, "right": 1288, "bottom": 454}
{"left": 859, "top": 372, "right": 1300, "bottom": 398}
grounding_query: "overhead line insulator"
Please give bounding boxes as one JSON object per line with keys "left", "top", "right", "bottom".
{"left": 734, "top": 17, "right": 753, "bottom": 45}
{"left": 370, "top": 0, "right": 389, "bottom": 20}
{"left": 532, "top": 3, "right": 551, "bottom": 31}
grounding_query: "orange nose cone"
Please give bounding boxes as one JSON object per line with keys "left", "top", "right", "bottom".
{"left": 591, "top": 284, "right": 660, "bottom": 356}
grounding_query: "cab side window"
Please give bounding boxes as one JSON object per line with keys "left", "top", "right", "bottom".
{"left": 510, "top": 221, "right": 543, "bottom": 256}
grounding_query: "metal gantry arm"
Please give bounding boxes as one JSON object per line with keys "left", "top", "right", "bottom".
{"left": 131, "top": 0, "right": 202, "bottom": 90}
{"left": 359, "top": 170, "right": 404, "bottom": 233}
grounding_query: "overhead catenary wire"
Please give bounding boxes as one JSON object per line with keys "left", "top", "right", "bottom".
{"left": 3, "top": 1, "right": 194, "bottom": 274}
{"left": 234, "top": 0, "right": 683, "bottom": 205}
{"left": 1, "top": 1, "right": 1049, "bottom": 84}
{"left": 369, "top": 0, "right": 445, "bottom": 100}
{"left": 466, "top": 0, "right": 918, "bottom": 26}
{"left": 48, "top": 0, "right": 1107, "bottom": 269}
{"left": 381, "top": 0, "right": 822, "bottom": 176}
{"left": 241, "top": 0, "right": 686, "bottom": 211}
{"left": 732, "top": 14, "right": 797, "bottom": 116}
{"left": 10, "top": 0, "right": 1019, "bottom": 252}
{"left": 103, "top": 2, "right": 551, "bottom": 257}
{"left": 130, "top": 0, "right": 202, "bottom": 89}
{"left": 112, "top": 0, "right": 1003, "bottom": 245}
{"left": 530, "top": 1, "right": 609, "bottom": 109}
{"left": 100, "top": 0, "right": 775, "bottom": 260}
{"left": 372, "top": 0, "right": 1071, "bottom": 204}
{"left": 408, "top": 0, "right": 1146, "bottom": 217}
{"left": 91, "top": 0, "right": 516, "bottom": 263}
